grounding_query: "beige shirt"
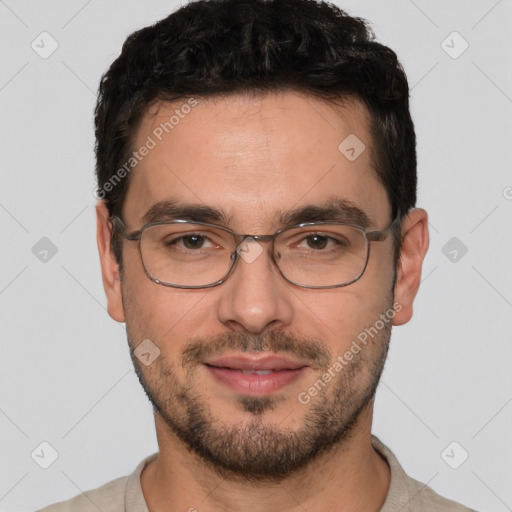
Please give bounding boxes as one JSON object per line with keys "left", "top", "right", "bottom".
{"left": 38, "top": 435, "right": 477, "bottom": 512}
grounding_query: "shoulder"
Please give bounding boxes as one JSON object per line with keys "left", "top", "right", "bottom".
{"left": 37, "top": 452, "right": 158, "bottom": 512}
{"left": 371, "top": 435, "right": 477, "bottom": 512}
{"left": 37, "top": 475, "right": 128, "bottom": 512}
{"left": 404, "top": 474, "right": 478, "bottom": 511}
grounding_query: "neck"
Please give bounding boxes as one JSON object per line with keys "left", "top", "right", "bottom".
{"left": 140, "top": 404, "right": 391, "bottom": 512}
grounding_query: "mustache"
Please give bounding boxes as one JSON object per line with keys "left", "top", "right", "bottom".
{"left": 181, "top": 330, "right": 331, "bottom": 370}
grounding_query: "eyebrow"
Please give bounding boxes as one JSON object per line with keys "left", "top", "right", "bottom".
{"left": 140, "top": 197, "right": 372, "bottom": 230}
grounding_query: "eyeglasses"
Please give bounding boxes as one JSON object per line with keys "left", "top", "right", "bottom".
{"left": 111, "top": 214, "right": 401, "bottom": 289}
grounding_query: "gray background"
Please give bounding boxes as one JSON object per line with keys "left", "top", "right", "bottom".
{"left": 0, "top": 1, "right": 511, "bottom": 510}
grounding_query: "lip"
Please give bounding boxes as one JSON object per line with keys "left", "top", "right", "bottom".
{"left": 203, "top": 354, "right": 309, "bottom": 395}
{"left": 204, "top": 354, "right": 308, "bottom": 371}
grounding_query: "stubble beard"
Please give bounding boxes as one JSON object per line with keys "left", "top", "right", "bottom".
{"left": 125, "top": 310, "right": 392, "bottom": 483}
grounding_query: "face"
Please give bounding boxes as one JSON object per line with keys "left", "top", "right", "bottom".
{"left": 97, "top": 91, "right": 427, "bottom": 482}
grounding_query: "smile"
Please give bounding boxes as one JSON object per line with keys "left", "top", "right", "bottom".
{"left": 203, "top": 355, "right": 309, "bottom": 395}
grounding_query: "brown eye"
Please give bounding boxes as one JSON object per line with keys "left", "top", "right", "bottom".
{"left": 181, "top": 235, "right": 207, "bottom": 249}
{"left": 305, "top": 235, "right": 329, "bottom": 250}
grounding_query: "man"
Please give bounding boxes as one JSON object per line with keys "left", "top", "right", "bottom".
{"left": 40, "top": 0, "right": 476, "bottom": 510}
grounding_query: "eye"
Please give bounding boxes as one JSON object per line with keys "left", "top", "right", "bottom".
{"left": 165, "top": 233, "right": 218, "bottom": 251}
{"left": 302, "top": 234, "right": 331, "bottom": 250}
{"left": 180, "top": 235, "right": 210, "bottom": 249}
{"left": 295, "top": 233, "right": 346, "bottom": 251}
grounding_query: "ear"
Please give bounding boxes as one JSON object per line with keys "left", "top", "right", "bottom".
{"left": 392, "top": 208, "right": 429, "bottom": 326}
{"left": 96, "top": 201, "right": 125, "bottom": 322}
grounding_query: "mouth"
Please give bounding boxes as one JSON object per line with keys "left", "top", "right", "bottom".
{"left": 203, "top": 354, "right": 309, "bottom": 395}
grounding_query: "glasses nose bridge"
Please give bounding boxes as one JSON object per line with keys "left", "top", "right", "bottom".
{"left": 231, "top": 233, "right": 281, "bottom": 267}
{"left": 233, "top": 232, "right": 278, "bottom": 246}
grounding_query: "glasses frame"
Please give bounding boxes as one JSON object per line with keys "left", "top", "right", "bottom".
{"left": 111, "top": 214, "right": 401, "bottom": 290}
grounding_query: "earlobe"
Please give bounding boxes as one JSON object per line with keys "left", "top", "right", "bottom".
{"left": 96, "top": 201, "right": 126, "bottom": 323}
{"left": 392, "top": 208, "right": 429, "bottom": 326}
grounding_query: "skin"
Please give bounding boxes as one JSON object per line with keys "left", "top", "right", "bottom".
{"left": 96, "top": 91, "right": 429, "bottom": 512}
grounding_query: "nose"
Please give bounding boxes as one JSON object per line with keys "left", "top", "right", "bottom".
{"left": 216, "top": 239, "right": 294, "bottom": 334}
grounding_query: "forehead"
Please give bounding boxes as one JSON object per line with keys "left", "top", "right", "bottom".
{"left": 123, "top": 91, "right": 390, "bottom": 229}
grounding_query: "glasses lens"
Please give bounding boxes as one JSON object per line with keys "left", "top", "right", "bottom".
{"left": 275, "top": 224, "right": 368, "bottom": 287}
{"left": 140, "top": 223, "right": 235, "bottom": 287}
{"left": 139, "top": 222, "right": 369, "bottom": 288}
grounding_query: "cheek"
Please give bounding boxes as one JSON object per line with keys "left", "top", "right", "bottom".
{"left": 299, "top": 248, "right": 394, "bottom": 349}
{"left": 120, "top": 250, "right": 172, "bottom": 342}
{"left": 122, "top": 261, "right": 212, "bottom": 351}
{"left": 362, "top": 240, "right": 396, "bottom": 294}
